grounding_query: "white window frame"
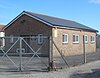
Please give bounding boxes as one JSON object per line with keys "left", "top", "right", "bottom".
{"left": 90, "top": 35, "right": 95, "bottom": 43}
{"left": 73, "top": 34, "right": 79, "bottom": 43}
{"left": 84, "top": 35, "right": 88, "bottom": 43}
{"left": 62, "top": 34, "right": 68, "bottom": 43}
{"left": 38, "top": 34, "right": 43, "bottom": 44}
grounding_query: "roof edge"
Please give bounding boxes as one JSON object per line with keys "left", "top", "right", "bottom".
{"left": 3, "top": 11, "right": 53, "bottom": 30}
{"left": 53, "top": 25, "right": 98, "bottom": 32}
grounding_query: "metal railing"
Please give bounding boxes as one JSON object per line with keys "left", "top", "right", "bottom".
{"left": 0, "top": 36, "right": 49, "bottom": 72}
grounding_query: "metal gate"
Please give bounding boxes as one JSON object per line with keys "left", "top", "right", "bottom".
{"left": 0, "top": 36, "right": 49, "bottom": 72}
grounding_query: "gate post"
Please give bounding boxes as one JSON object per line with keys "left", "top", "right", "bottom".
{"left": 19, "top": 37, "right": 23, "bottom": 71}
{"left": 83, "top": 35, "right": 86, "bottom": 64}
{"left": 48, "top": 36, "right": 54, "bottom": 71}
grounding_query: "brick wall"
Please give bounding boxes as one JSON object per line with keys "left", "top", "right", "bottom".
{"left": 5, "top": 14, "right": 52, "bottom": 36}
{"left": 4, "top": 14, "right": 96, "bottom": 57}
{"left": 52, "top": 28, "right": 96, "bottom": 56}
{"left": 5, "top": 14, "right": 52, "bottom": 56}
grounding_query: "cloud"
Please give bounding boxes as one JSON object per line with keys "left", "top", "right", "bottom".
{"left": 0, "top": 4, "right": 9, "bottom": 9}
{"left": 89, "top": 0, "right": 100, "bottom": 4}
{"left": 0, "top": 1, "right": 17, "bottom": 9}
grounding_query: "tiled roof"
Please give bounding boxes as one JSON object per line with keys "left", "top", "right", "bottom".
{"left": 0, "top": 25, "right": 4, "bottom": 32}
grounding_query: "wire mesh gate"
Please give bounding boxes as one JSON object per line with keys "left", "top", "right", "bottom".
{"left": 0, "top": 36, "right": 49, "bottom": 72}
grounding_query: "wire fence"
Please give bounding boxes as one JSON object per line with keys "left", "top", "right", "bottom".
{"left": 0, "top": 36, "right": 49, "bottom": 72}
{"left": 0, "top": 36, "right": 100, "bottom": 72}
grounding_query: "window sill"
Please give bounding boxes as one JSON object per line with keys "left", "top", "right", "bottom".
{"left": 73, "top": 42, "right": 79, "bottom": 44}
{"left": 62, "top": 42, "right": 68, "bottom": 44}
{"left": 91, "top": 41, "right": 95, "bottom": 44}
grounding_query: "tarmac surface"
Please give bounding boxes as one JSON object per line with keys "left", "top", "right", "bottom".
{"left": 0, "top": 61, "right": 100, "bottom": 78}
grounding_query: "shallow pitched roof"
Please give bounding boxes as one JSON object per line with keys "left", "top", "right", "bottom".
{"left": 26, "top": 11, "right": 97, "bottom": 32}
{"left": 0, "top": 25, "right": 4, "bottom": 32}
{"left": 4, "top": 11, "right": 98, "bottom": 32}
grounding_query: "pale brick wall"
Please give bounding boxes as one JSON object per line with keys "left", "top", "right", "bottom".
{"left": 52, "top": 28, "right": 96, "bottom": 57}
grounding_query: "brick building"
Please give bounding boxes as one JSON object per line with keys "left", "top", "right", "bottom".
{"left": 3, "top": 11, "right": 98, "bottom": 56}
{"left": 0, "top": 24, "right": 5, "bottom": 47}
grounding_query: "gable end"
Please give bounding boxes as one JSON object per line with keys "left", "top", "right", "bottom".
{"left": 3, "top": 11, "right": 53, "bottom": 30}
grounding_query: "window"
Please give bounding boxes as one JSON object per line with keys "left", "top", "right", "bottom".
{"left": 73, "top": 34, "right": 79, "bottom": 43}
{"left": 90, "top": 35, "right": 95, "bottom": 43}
{"left": 62, "top": 34, "right": 68, "bottom": 43}
{"left": 38, "top": 34, "right": 43, "bottom": 44}
{"left": 84, "top": 35, "right": 88, "bottom": 43}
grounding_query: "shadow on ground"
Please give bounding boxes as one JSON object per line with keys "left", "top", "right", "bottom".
{"left": 70, "top": 69, "right": 100, "bottom": 78}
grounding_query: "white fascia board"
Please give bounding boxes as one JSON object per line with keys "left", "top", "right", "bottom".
{"left": 53, "top": 26, "right": 82, "bottom": 31}
{"left": 4, "top": 11, "right": 53, "bottom": 30}
{"left": 3, "top": 12, "right": 24, "bottom": 30}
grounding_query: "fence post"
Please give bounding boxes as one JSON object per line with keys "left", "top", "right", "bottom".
{"left": 48, "top": 36, "right": 53, "bottom": 71}
{"left": 83, "top": 35, "right": 86, "bottom": 64}
{"left": 19, "top": 37, "right": 23, "bottom": 71}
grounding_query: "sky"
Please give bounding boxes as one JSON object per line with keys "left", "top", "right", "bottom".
{"left": 0, "top": 0, "right": 100, "bottom": 33}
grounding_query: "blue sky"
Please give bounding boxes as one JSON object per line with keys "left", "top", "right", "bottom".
{"left": 0, "top": 0, "right": 100, "bottom": 33}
